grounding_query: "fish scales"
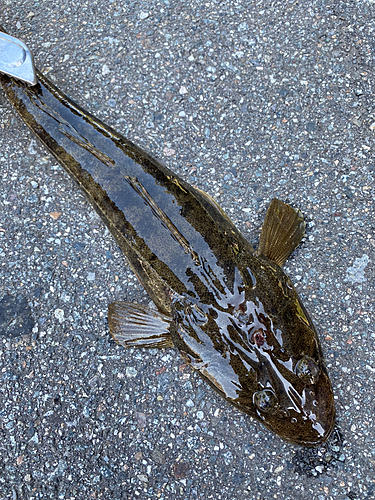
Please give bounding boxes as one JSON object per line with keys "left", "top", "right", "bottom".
{"left": 0, "top": 35, "right": 335, "bottom": 446}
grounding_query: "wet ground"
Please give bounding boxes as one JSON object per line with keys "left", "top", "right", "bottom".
{"left": 0, "top": 1, "right": 374, "bottom": 499}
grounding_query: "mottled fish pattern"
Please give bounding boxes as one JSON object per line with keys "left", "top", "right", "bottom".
{"left": 0, "top": 28, "right": 335, "bottom": 445}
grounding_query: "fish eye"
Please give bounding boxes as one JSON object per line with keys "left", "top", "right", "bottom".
{"left": 253, "top": 389, "right": 279, "bottom": 414}
{"left": 295, "top": 356, "right": 320, "bottom": 384}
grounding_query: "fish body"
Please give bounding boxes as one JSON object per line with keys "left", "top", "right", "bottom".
{"left": 0, "top": 51, "right": 335, "bottom": 445}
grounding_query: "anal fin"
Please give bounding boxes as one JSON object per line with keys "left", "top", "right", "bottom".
{"left": 256, "top": 199, "right": 306, "bottom": 266}
{"left": 108, "top": 301, "right": 174, "bottom": 348}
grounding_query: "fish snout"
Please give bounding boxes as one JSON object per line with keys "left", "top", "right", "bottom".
{"left": 260, "top": 371, "right": 335, "bottom": 446}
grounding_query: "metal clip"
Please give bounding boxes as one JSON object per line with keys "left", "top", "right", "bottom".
{"left": 0, "top": 31, "right": 37, "bottom": 85}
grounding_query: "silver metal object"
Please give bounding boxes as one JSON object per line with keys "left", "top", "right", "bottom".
{"left": 0, "top": 31, "right": 37, "bottom": 85}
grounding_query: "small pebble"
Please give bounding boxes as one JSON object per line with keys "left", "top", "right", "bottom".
{"left": 102, "top": 64, "right": 110, "bottom": 76}
{"left": 126, "top": 367, "right": 138, "bottom": 377}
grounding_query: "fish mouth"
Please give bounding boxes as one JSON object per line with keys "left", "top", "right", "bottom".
{"left": 261, "top": 405, "right": 336, "bottom": 447}
{"left": 278, "top": 415, "right": 335, "bottom": 447}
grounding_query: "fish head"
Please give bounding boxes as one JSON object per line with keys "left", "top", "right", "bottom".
{"left": 243, "top": 347, "right": 336, "bottom": 447}
{"left": 233, "top": 263, "right": 335, "bottom": 446}
{"left": 173, "top": 264, "right": 335, "bottom": 446}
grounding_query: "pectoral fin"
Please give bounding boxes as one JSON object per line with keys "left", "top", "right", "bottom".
{"left": 108, "top": 301, "right": 174, "bottom": 348}
{"left": 256, "top": 199, "right": 306, "bottom": 266}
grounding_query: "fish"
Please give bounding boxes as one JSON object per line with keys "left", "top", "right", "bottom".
{"left": 0, "top": 31, "right": 335, "bottom": 446}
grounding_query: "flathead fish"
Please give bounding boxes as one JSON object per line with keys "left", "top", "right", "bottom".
{"left": 0, "top": 29, "right": 335, "bottom": 446}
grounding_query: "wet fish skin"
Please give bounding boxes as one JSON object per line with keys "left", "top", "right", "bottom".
{"left": 0, "top": 44, "right": 335, "bottom": 446}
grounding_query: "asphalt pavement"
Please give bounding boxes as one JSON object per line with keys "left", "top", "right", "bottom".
{"left": 0, "top": 1, "right": 374, "bottom": 499}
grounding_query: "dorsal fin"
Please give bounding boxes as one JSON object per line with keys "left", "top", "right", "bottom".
{"left": 195, "top": 187, "right": 236, "bottom": 225}
{"left": 256, "top": 199, "right": 306, "bottom": 266}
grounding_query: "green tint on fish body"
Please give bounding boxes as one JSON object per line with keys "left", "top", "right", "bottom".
{"left": 0, "top": 44, "right": 335, "bottom": 446}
